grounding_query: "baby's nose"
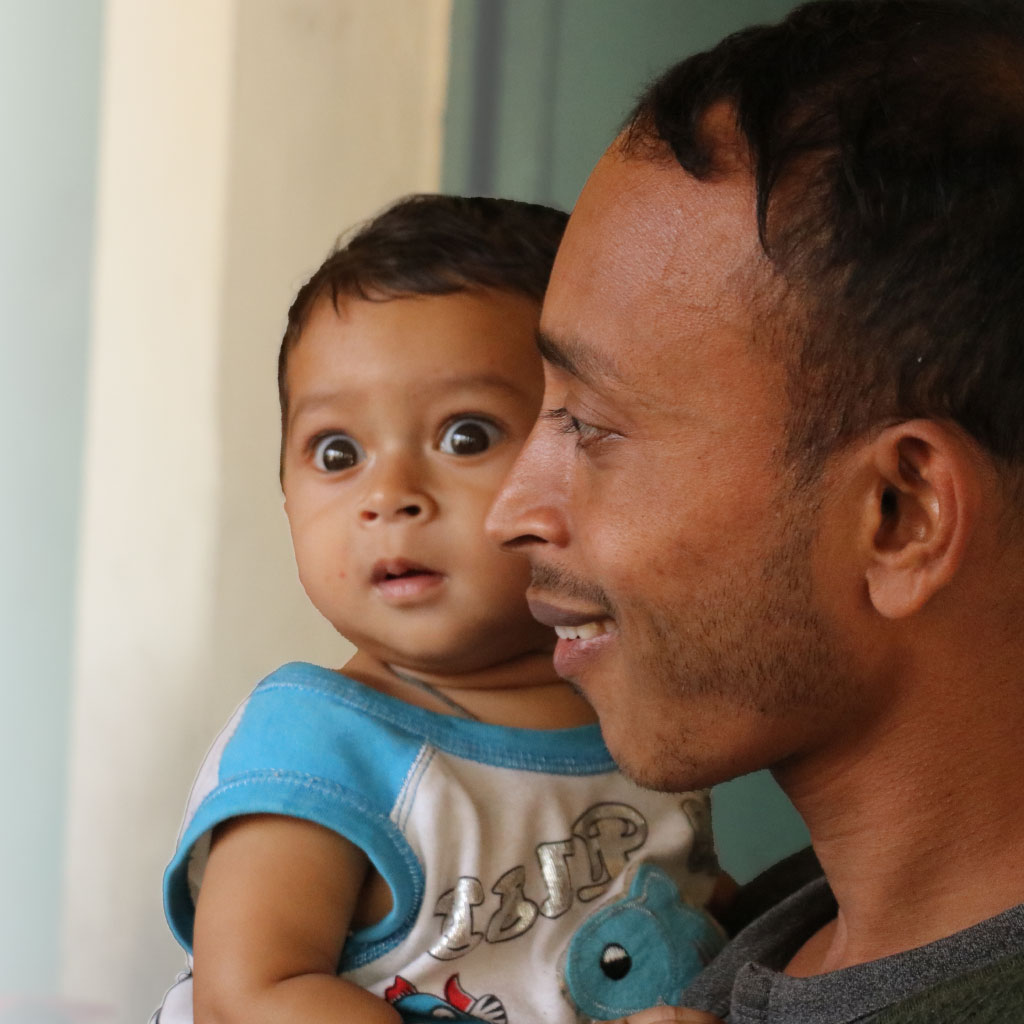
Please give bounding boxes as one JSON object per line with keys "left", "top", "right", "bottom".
{"left": 359, "top": 497, "right": 426, "bottom": 523}
{"left": 358, "top": 460, "right": 437, "bottom": 524}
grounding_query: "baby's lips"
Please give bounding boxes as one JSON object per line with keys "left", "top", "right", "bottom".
{"left": 370, "top": 557, "right": 441, "bottom": 584}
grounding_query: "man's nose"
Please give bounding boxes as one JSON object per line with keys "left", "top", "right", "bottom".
{"left": 486, "top": 429, "right": 569, "bottom": 551}
{"left": 359, "top": 456, "right": 437, "bottom": 524}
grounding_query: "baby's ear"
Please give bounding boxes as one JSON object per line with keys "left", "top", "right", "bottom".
{"left": 858, "top": 421, "right": 980, "bottom": 618}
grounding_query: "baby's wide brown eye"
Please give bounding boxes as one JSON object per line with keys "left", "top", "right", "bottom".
{"left": 314, "top": 434, "right": 364, "bottom": 471}
{"left": 439, "top": 417, "right": 501, "bottom": 456}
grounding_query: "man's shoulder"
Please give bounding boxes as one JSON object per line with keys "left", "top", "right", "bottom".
{"left": 868, "top": 948, "right": 1024, "bottom": 1024}
{"left": 699, "top": 849, "right": 1024, "bottom": 1024}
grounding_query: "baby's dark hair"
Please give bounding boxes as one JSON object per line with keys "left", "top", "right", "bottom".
{"left": 278, "top": 193, "right": 568, "bottom": 438}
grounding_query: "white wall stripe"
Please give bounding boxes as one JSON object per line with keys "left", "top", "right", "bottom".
{"left": 61, "top": 3, "right": 451, "bottom": 1021}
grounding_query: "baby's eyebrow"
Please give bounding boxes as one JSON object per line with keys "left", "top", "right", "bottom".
{"left": 288, "top": 374, "right": 532, "bottom": 426}
{"left": 288, "top": 392, "right": 346, "bottom": 423}
{"left": 426, "top": 372, "right": 534, "bottom": 399}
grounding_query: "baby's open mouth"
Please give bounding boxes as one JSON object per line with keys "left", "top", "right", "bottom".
{"left": 371, "top": 559, "right": 441, "bottom": 585}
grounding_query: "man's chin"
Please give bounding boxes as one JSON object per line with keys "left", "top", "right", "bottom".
{"left": 599, "top": 723, "right": 724, "bottom": 793}
{"left": 621, "top": 760, "right": 704, "bottom": 793}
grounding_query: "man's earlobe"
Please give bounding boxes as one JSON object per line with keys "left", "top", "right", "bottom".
{"left": 862, "top": 422, "right": 977, "bottom": 619}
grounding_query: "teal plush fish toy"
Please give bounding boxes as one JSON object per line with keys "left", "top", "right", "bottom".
{"left": 562, "top": 863, "right": 725, "bottom": 1021}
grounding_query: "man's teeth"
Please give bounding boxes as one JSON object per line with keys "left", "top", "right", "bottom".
{"left": 554, "top": 621, "right": 608, "bottom": 641}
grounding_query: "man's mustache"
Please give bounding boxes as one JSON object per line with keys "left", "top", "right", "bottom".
{"left": 529, "top": 562, "right": 616, "bottom": 617}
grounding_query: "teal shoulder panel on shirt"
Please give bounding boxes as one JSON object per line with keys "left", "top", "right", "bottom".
{"left": 219, "top": 663, "right": 432, "bottom": 811}
{"left": 162, "top": 661, "right": 614, "bottom": 957}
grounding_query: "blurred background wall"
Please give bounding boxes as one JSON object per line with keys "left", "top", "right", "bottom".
{"left": 1, "top": 2, "right": 804, "bottom": 1022}
{"left": 0, "top": 0, "right": 103, "bottom": 1009}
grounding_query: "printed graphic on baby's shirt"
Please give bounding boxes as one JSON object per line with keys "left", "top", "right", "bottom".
{"left": 430, "top": 802, "right": 649, "bottom": 961}
{"left": 386, "top": 973, "right": 508, "bottom": 1024}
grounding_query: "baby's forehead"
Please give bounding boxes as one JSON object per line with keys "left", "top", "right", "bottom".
{"left": 284, "top": 290, "right": 543, "bottom": 420}
{"left": 295, "top": 288, "right": 541, "bottom": 361}
{"left": 291, "top": 369, "right": 534, "bottom": 413}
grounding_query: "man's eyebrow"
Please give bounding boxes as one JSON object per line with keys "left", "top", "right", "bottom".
{"left": 535, "top": 328, "right": 624, "bottom": 386}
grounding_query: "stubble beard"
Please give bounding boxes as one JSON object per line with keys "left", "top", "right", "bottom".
{"left": 624, "top": 491, "right": 852, "bottom": 790}
{"left": 526, "top": 485, "right": 851, "bottom": 791}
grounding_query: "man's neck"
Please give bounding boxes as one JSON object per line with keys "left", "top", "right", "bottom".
{"left": 779, "top": 667, "right": 1024, "bottom": 976}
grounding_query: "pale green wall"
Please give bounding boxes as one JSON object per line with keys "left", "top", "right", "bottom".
{"left": 445, "top": 0, "right": 802, "bottom": 210}
{"left": 443, "top": 0, "right": 809, "bottom": 883}
{"left": 0, "top": 1, "right": 103, "bottom": 994}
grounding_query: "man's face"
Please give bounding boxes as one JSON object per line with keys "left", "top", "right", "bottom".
{"left": 488, "top": 148, "right": 852, "bottom": 791}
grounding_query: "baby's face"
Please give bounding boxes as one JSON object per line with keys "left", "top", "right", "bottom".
{"left": 281, "top": 289, "right": 553, "bottom": 675}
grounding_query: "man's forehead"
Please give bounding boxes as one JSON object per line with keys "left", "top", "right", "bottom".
{"left": 554, "top": 152, "right": 689, "bottom": 294}
{"left": 559, "top": 145, "right": 757, "bottom": 280}
{"left": 540, "top": 146, "right": 762, "bottom": 379}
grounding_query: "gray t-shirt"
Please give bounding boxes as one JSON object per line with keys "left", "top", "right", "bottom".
{"left": 685, "top": 873, "right": 1024, "bottom": 1023}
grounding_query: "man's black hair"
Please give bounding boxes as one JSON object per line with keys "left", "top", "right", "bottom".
{"left": 278, "top": 193, "right": 568, "bottom": 437}
{"left": 625, "top": 0, "right": 1024, "bottom": 486}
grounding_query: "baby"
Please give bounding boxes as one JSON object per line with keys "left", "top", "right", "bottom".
{"left": 154, "top": 194, "right": 724, "bottom": 1024}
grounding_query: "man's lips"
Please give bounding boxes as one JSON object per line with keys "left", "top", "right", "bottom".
{"left": 527, "top": 597, "right": 616, "bottom": 638}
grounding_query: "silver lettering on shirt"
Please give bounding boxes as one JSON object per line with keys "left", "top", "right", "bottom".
{"left": 430, "top": 876, "right": 485, "bottom": 960}
{"left": 429, "top": 803, "right": 650, "bottom": 960}
{"left": 486, "top": 865, "right": 539, "bottom": 942}
{"left": 573, "top": 803, "right": 648, "bottom": 902}
{"left": 536, "top": 839, "right": 575, "bottom": 918}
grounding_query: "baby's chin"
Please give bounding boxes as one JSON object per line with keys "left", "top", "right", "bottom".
{"left": 433, "top": 632, "right": 555, "bottom": 672}
{"left": 387, "top": 647, "right": 557, "bottom": 683}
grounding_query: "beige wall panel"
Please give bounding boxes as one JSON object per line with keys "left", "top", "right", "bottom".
{"left": 62, "top": 3, "right": 451, "bottom": 1021}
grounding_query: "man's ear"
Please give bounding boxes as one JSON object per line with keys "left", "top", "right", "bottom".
{"left": 859, "top": 420, "right": 979, "bottom": 619}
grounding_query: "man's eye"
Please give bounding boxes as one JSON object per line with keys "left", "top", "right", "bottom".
{"left": 313, "top": 433, "right": 364, "bottom": 472}
{"left": 544, "top": 407, "right": 612, "bottom": 447}
{"left": 439, "top": 417, "right": 501, "bottom": 456}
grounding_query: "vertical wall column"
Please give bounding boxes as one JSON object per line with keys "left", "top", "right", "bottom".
{"left": 62, "top": 3, "right": 452, "bottom": 1022}
{"left": 0, "top": 1, "right": 102, "bottom": 999}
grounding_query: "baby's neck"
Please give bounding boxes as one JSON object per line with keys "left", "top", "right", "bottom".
{"left": 340, "top": 649, "right": 596, "bottom": 729}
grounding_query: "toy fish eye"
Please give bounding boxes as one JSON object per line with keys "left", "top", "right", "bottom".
{"left": 600, "top": 942, "right": 633, "bottom": 980}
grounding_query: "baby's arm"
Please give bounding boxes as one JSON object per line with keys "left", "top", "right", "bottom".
{"left": 608, "top": 1010, "right": 724, "bottom": 1024}
{"left": 192, "top": 814, "right": 401, "bottom": 1024}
